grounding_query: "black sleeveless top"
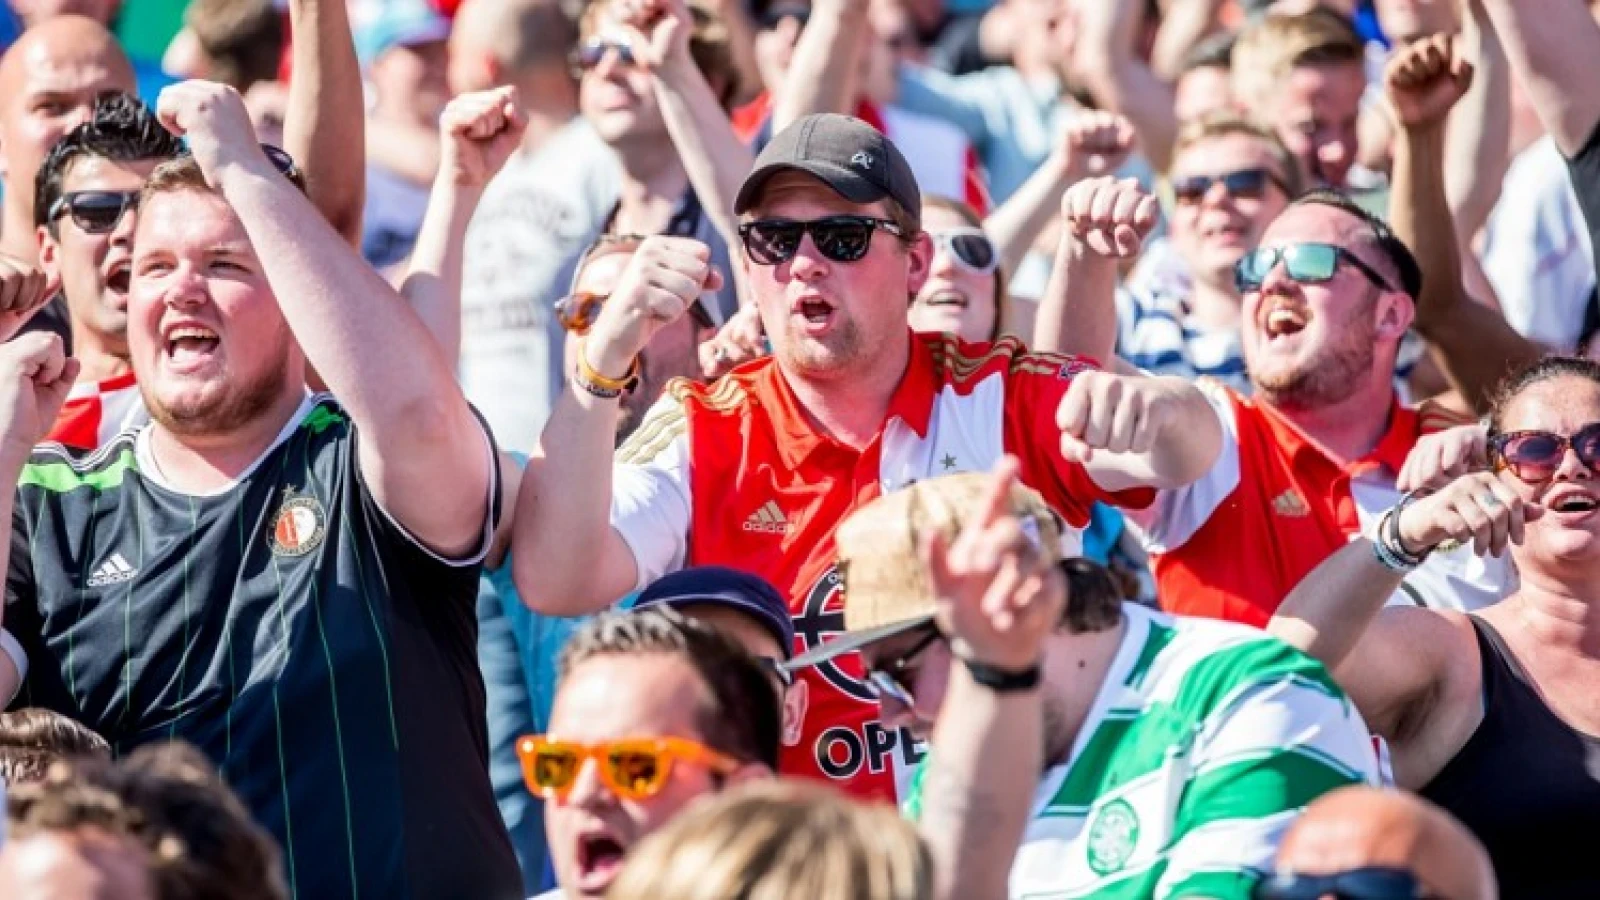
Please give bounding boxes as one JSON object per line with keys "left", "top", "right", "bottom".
{"left": 1419, "top": 616, "right": 1600, "bottom": 899}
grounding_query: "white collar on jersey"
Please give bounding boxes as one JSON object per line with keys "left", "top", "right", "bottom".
{"left": 135, "top": 392, "right": 317, "bottom": 498}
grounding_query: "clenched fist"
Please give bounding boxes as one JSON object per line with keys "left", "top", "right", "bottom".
{"left": 1061, "top": 112, "right": 1137, "bottom": 182}
{"left": 585, "top": 236, "right": 724, "bottom": 379}
{"left": 1060, "top": 176, "right": 1159, "bottom": 259}
{"left": 1056, "top": 371, "right": 1191, "bottom": 464}
{"left": 0, "top": 333, "right": 79, "bottom": 464}
{"left": 1385, "top": 33, "right": 1474, "bottom": 131}
{"left": 156, "top": 80, "right": 265, "bottom": 188}
{"left": 439, "top": 86, "right": 528, "bottom": 189}
{"left": 1396, "top": 470, "right": 1538, "bottom": 558}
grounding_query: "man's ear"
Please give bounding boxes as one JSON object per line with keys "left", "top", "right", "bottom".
{"left": 780, "top": 677, "right": 809, "bottom": 747}
{"left": 729, "top": 761, "right": 773, "bottom": 785}
{"left": 905, "top": 230, "right": 933, "bottom": 295}
{"left": 1376, "top": 292, "right": 1415, "bottom": 341}
{"left": 37, "top": 225, "right": 60, "bottom": 281}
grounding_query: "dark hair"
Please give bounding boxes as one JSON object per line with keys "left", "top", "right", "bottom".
{"left": 559, "top": 608, "right": 782, "bottom": 771}
{"left": 7, "top": 742, "right": 288, "bottom": 900}
{"left": 1180, "top": 29, "right": 1236, "bottom": 74}
{"left": 185, "top": 0, "right": 284, "bottom": 93}
{"left": 1058, "top": 558, "right": 1123, "bottom": 634}
{"left": 1290, "top": 189, "right": 1424, "bottom": 299}
{"left": 1488, "top": 356, "right": 1600, "bottom": 434}
{"left": 35, "top": 92, "right": 184, "bottom": 230}
{"left": 0, "top": 708, "right": 111, "bottom": 786}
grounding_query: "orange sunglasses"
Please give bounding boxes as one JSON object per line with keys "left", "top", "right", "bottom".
{"left": 516, "top": 735, "right": 741, "bottom": 801}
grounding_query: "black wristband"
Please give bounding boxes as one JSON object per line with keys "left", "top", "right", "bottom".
{"left": 961, "top": 658, "right": 1042, "bottom": 693}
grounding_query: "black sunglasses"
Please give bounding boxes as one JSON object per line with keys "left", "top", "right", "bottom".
{"left": 1172, "top": 167, "right": 1289, "bottom": 204}
{"left": 1490, "top": 422, "right": 1600, "bottom": 484}
{"left": 739, "top": 216, "right": 908, "bottom": 266}
{"left": 862, "top": 626, "right": 943, "bottom": 705}
{"left": 1253, "top": 866, "right": 1438, "bottom": 900}
{"left": 570, "top": 38, "right": 637, "bottom": 74}
{"left": 49, "top": 190, "right": 139, "bottom": 234}
{"left": 173, "top": 142, "right": 302, "bottom": 189}
{"left": 931, "top": 227, "right": 998, "bottom": 274}
{"left": 1234, "top": 242, "right": 1397, "bottom": 294}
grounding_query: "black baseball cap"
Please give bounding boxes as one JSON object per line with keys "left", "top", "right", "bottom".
{"left": 734, "top": 113, "right": 922, "bottom": 226}
{"left": 634, "top": 567, "right": 795, "bottom": 660}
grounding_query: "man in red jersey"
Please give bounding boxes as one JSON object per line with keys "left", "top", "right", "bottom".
{"left": 513, "top": 113, "right": 1222, "bottom": 801}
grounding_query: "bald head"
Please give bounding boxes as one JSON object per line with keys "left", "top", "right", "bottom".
{"left": 448, "top": 0, "right": 576, "bottom": 94}
{"left": 0, "top": 16, "right": 135, "bottom": 255}
{"left": 1275, "top": 787, "right": 1497, "bottom": 900}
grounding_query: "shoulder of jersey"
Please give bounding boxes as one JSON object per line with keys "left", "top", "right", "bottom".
{"left": 921, "top": 332, "right": 1098, "bottom": 387}
{"left": 1193, "top": 375, "right": 1236, "bottom": 406}
{"left": 26, "top": 431, "right": 137, "bottom": 473}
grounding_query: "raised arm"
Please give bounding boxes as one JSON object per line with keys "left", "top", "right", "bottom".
{"left": 283, "top": 0, "right": 365, "bottom": 247}
{"left": 770, "top": 0, "right": 868, "bottom": 131}
{"left": 1387, "top": 35, "right": 1539, "bottom": 414}
{"left": 1443, "top": 0, "right": 1511, "bottom": 245}
{"left": 1073, "top": 0, "right": 1178, "bottom": 173}
{"left": 1149, "top": 0, "right": 1226, "bottom": 82}
{"left": 985, "top": 113, "right": 1135, "bottom": 278}
{"left": 623, "top": 0, "right": 754, "bottom": 269}
{"left": 399, "top": 87, "right": 527, "bottom": 372}
{"left": 1032, "top": 176, "right": 1157, "bottom": 367}
{"left": 1480, "top": 0, "right": 1600, "bottom": 157}
{"left": 512, "top": 236, "right": 720, "bottom": 614}
{"left": 0, "top": 333, "right": 78, "bottom": 704}
{"left": 159, "top": 81, "right": 492, "bottom": 558}
{"left": 1269, "top": 469, "right": 1533, "bottom": 782}
{"left": 917, "top": 460, "right": 1060, "bottom": 900}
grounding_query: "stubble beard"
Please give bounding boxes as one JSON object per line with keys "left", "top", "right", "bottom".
{"left": 143, "top": 340, "right": 294, "bottom": 438}
{"left": 1252, "top": 322, "right": 1378, "bottom": 411}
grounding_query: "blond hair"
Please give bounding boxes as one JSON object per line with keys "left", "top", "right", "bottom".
{"left": 1173, "top": 112, "right": 1305, "bottom": 198}
{"left": 605, "top": 781, "right": 932, "bottom": 900}
{"left": 1231, "top": 7, "right": 1363, "bottom": 118}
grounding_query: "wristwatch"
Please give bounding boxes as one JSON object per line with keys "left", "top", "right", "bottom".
{"left": 961, "top": 657, "right": 1042, "bottom": 693}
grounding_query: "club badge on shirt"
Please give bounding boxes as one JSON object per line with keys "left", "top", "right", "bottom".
{"left": 270, "top": 488, "right": 326, "bottom": 557}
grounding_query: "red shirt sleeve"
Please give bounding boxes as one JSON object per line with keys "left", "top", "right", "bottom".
{"left": 1001, "top": 354, "right": 1156, "bottom": 526}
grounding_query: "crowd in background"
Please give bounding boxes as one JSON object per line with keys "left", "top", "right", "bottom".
{"left": 0, "top": 0, "right": 1595, "bottom": 898}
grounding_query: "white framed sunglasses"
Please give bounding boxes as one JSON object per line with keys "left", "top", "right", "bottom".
{"left": 930, "top": 227, "right": 999, "bottom": 275}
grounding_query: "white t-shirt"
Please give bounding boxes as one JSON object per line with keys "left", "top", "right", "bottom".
{"left": 459, "top": 120, "right": 621, "bottom": 453}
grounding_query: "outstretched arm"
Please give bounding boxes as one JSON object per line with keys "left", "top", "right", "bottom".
{"left": 159, "top": 81, "right": 492, "bottom": 558}
{"left": 1386, "top": 35, "right": 1539, "bottom": 414}
{"left": 1479, "top": 0, "right": 1600, "bottom": 157}
{"left": 770, "top": 0, "right": 868, "bottom": 131}
{"left": 1073, "top": 0, "right": 1177, "bottom": 173}
{"left": 283, "top": 0, "right": 365, "bottom": 247}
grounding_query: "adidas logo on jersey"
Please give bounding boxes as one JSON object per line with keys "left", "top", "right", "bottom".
{"left": 743, "top": 500, "right": 794, "bottom": 534}
{"left": 86, "top": 553, "right": 137, "bottom": 587}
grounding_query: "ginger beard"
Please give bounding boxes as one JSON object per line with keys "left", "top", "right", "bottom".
{"left": 129, "top": 188, "right": 298, "bottom": 438}
{"left": 1249, "top": 285, "right": 1379, "bottom": 412}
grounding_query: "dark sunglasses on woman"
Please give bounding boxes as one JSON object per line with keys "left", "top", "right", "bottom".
{"left": 1490, "top": 422, "right": 1600, "bottom": 483}
{"left": 569, "top": 38, "right": 637, "bottom": 74}
{"left": 1253, "top": 866, "right": 1439, "bottom": 900}
{"left": 931, "top": 227, "right": 998, "bottom": 275}
{"left": 1172, "top": 167, "right": 1289, "bottom": 204}
{"left": 738, "top": 215, "right": 907, "bottom": 265}
{"left": 1233, "top": 242, "right": 1397, "bottom": 294}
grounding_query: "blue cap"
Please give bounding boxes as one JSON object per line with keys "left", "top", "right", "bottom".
{"left": 634, "top": 567, "right": 794, "bottom": 660}
{"left": 354, "top": 0, "right": 451, "bottom": 69}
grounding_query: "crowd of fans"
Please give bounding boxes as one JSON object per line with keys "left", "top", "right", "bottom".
{"left": 0, "top": 0, "right": 1597, "bottom": 897}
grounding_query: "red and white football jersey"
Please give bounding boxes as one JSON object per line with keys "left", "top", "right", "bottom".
{"left": 47, "top": 373, "right": 146, "bottom": 451}
{"left": 611, "top": 332, "right": 1151, "bottom": 801}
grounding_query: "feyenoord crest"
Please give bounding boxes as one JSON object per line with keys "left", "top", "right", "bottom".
{"left": 269, "top": 488, "right": 326, "bottom": 557}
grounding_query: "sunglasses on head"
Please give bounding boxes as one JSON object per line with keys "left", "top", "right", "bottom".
{"left": 173, "top": 141, "right": 302, "bottom": 187}
{"left": 862, "top": 626, "right": 943, "bottom": 706}
{"left": 931, "top": 227, "right": 998, "bottom": 274}
{"left": 515, "top": 735, "right": 740, "bottom": 802}
{"left": 1253, "top": 866, "right": 1438, "bottom": 900}
{"left": 1490, "top": 422, "right": 1600, "bottom": 483}
{"left": 739, "top": 216, "right": 908, "bottom": 266}
{"left": 49, "top": 190, "right": 139, "bottom": 234}
{"left": 1234, "top": 242, "right": 1397, "bottom": 294}
{"left": 1172, "top": 167, "right": 1288, "bottom": 204}
{"left": 555, "top": 290, "right": 716, "bottom": 335}
{"left": 570, "top": 38, "right": 637, "bottom": 74}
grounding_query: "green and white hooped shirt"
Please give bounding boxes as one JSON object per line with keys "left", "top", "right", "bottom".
{"left": 905, "top": 603, "right": 1379, "bottom": 900}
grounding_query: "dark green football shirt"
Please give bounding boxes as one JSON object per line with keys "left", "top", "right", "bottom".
{"left": 5, "top": 395, "right": 522, "bottom": 900}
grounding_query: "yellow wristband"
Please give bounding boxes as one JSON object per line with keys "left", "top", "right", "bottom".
{"left": 577, "top": 339, "right": 638, "bottom": 393}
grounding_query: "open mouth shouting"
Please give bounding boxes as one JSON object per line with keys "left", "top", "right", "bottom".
{"left": 161, "top": 320, "right": 222, "bottom": 375}
{"left": 103, "top": 257, "right": 132, "bottom": 308}
{"left": 574, "top": 826, "right": 629, "bottom": 894}
{"left": 791, "top": 294, "right": 838, "bottom": 336}
{"left": 1546, "top": 486, "right": 1600, "bottom": 522}
{"left": 1261, "top": 302, "right": 1308, "bottom": 342}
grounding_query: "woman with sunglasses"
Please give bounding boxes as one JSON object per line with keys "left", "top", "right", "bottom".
{"left": 907, "top": 196, "right": 1012, "bottom": 343}
{"left": 1269, "top": 356, "right": 1600, "bottom": 900}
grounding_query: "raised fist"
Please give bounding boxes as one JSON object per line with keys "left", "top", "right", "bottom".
{"left": 585, "top": 236, "right": 724, "bottom": 379}
{"left": 1385, "top": 33, "right": 1474, "bottom": 131}
{"left": 438, "top": 86, "right": 528, "bottom": 189}
{"left": 1062, "top": 112, "right": 1136, "bottom": 181}
{"left": 1060, "top": 176, "right": 1159, "bottom": 259}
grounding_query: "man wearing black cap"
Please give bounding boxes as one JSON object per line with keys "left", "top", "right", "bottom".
{"left": 514, "top": 112, "right": 1222, "bottom": 802}
{"left": 634, "top": 566, "right": 809, "bottom": 747}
